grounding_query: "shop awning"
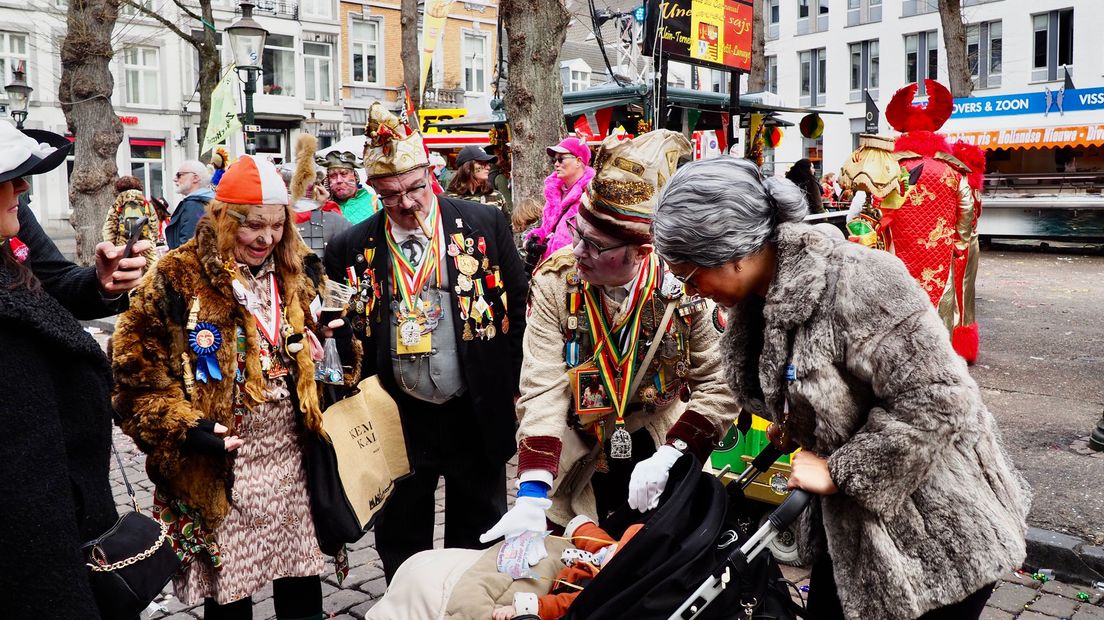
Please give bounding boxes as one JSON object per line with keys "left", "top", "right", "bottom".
{"left": 563, "top": 96, "right": 642, "bottom": 117}
{"left": 428, "top": 111, "right": 507, "bottom": 131}
{"left": 944, "top": 123, "right": 1104, "bottom": 151}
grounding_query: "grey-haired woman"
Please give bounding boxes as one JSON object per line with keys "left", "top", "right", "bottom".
{"left": 651, "top": 156, "right": 1030, "bottom": 620}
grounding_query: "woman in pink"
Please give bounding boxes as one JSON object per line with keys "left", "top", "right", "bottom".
{"left": 523, "top": 136, "right": 596, "bottom": 269}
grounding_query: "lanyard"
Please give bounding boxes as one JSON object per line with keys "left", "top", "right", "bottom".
{"left": 384, "top": 198, "right": 442, "bottom": 314}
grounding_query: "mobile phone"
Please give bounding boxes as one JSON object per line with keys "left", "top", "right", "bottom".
{"left": 121, "top": 216, "right": 150, "bottom": 259}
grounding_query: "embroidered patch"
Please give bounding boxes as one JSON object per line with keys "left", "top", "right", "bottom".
{"left": 712, "top": 305, "right": 727, "bottom": 333}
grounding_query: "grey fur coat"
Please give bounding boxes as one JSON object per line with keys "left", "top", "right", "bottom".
{"left": 722, "top": 223, "right": 1030, "bottom": 620}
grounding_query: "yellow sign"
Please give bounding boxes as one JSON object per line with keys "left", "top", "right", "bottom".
{"left": 420, "top": 108, "right": 482, "bottom": 135}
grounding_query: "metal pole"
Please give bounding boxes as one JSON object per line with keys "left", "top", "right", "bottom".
{"left": 244, "top": 68, "right": 257, "bottom": 155}
{"left": 728, "top": 69, "right": 740, "bottom": 153}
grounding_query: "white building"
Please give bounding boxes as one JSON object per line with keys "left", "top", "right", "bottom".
{"left": 2, "top": 0, "right": 344, "bottom": 234}
{"left": 761, "top": 0, "right": 1104, "bottom": 178}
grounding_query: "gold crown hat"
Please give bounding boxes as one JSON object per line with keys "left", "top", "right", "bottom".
{"left": 579, "top": 129, "right": 692, "bottom": 244}
{"left": 362, "top": 101, "right": 429, "bottom": 180}
{"left": 840, "top": 134, "right": 900, "bottom": 200}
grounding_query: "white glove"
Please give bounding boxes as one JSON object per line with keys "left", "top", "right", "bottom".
{"left": 480, "top": 496, "right": 552, "bottom": 565}
{"left": 628, "top": 444, "right": 683, "bottom": 512}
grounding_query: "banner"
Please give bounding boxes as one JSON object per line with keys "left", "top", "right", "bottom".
{"left": 950, "top": 86, "right": 1104, "bottom": 119}
{"left": 645, "top": 0, "right": 753, "bottom": 72}
{"left": 420, "top": 0, "right": 457, "bottom": 93}
{"left": 944, "top": 123, "right": 1104, "bottom": 150}
{"left": 201, "top": 66, "right": 241, "bottom": 155}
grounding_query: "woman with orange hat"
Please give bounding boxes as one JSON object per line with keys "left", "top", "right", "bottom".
{"left": 112, "top": 155, "right": 362, "bottom": 619}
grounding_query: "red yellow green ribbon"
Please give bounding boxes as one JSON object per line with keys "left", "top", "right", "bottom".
{"left": 384, "top": 197, "right": 442, "bottom": 316}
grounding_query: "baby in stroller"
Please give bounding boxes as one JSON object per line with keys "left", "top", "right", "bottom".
{"left": 490, "top": 517, "right": 642, "bottom": 620}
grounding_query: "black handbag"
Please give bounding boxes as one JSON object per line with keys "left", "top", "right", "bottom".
{"left": 82, "top": 440, "right": 181, "bottom": 618}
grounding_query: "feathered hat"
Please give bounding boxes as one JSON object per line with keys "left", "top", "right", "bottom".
{"left": 886, "top": 79, "right": 954, "bottom": 133}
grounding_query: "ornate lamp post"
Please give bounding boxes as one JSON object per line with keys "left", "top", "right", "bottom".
{"left": 304, "top": 110, "right": 322, "bottom": 136}
{"left": 226, "top": 1, "right": 268, "bottom": 155}
{"left": 5, "top": 61, "right": 33, "bottom": 130}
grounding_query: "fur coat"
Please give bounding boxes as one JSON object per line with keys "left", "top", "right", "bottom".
{"left": 722, "top": 223, "right": 1029, "bottom": 619}
{"left": 525, "top": 167, "right": 596, "bottom": 262}
{"left": 112, "top": 218, "right": 361, "bottom": 529}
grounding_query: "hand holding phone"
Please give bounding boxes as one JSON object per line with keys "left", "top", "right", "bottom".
{"left": 121, "top": 216, "right": 150, "bottom": 259}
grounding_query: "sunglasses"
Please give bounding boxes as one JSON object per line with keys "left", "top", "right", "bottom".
{"left": 552, "top": 155, "right": 578, "bottom": 164}
{"left": 566, "top": 219, "right": 628, "bottom": 256}
{"left": 174, "top": 171, "right": 197, "bottom": 180}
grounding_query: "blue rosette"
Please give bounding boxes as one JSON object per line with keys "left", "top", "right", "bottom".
{"left": 188, "top": 322, "right": 224, "bottom": 383}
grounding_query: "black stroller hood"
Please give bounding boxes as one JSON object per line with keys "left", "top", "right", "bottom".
{"left": 564, "top": 453, "right": 803, "bottom": 620}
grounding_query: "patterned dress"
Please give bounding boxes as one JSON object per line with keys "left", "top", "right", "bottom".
{"left": 175, "top": 263, "right": 325, "bottom": 605}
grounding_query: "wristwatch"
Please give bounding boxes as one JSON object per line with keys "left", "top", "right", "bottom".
{"left": 669, "top": 438, "right": 689, "bottom": 453}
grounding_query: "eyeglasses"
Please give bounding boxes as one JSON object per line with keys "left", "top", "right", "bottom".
{"left": 553, "top": 155, "right": 577, "bottom": 164}
{"left": 174, "top": 171, "right": 197, "bottom": 180}
{"left": 672, "top": 265, "right": 701, "bottom": 289}
{"left": 566, "top": 219, "right": 628, "bottom": 256}
{"left": 378, "top": 183, "right": 427, "bottom": 208}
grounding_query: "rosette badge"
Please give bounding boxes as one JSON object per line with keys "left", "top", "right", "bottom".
{"left": 189, "top": 322, "right": 224, "bottom": 382}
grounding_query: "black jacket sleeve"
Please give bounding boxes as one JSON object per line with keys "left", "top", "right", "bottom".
{"left": 18, "top": 202, "right": 127, "bottom": 320}
{"left": 492, "top": 206, "right": 528, "bottom": 393}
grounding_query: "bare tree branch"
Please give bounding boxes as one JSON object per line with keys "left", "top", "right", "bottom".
{"left": 120, "top": 0, "right": 200, "bottom": 45}
{"left": 170, "top": 0, "right": 205, "bottom": 25}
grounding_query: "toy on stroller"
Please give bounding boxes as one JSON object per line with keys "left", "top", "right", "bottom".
{"left": 561, "top": 445, "right": 811, "bottom": 620}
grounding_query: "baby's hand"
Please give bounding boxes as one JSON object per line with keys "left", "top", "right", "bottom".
{"left": 491, "top": 605, "right": 516, "bottom": 620}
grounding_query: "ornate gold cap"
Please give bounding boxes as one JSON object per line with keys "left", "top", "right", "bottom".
{"left": 362, "top": 102, "right": 429, "bottom": 180}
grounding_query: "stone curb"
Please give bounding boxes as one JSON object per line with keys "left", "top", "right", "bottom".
{"left": 1025, "top": 527, "right": 1104, "bottom": 587}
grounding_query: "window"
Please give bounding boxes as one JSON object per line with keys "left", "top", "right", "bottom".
{"left": 967, "top": 20, "right": 1002, "bottom": 89}
{"left": 304, "top": 42, "right": 332, "bottom": 103}
{"left": 797, "top": 0, "right": 829, "bottom": 34}
{"left": 902, "top": 0, "right": 936, "bottom": 17}
{"left": 905, "top": 30, "right": 938, "bottom": 95}
{"left": 799, "top": 48, "right": 826, "bottom": 107}
{"left": 462, "top": 32, "right": 487, "bottom": 93}
{"left": 123, "top": 47, "right": 160, "bottom": 106}
{"left": 766, "top": 0, "right": 779, "bottom": 40}
{"left": 569, "top": 70, "right": 590, "bottom": 92}
{"left": 119, "top": 0, "right": 152, "bottom": 17}
{"left": 0, "top": 32, "right": 28, "bottom": 97}
{"left": 351, "top": 20, "right": 380, "bottom": 84}
{"left": 847, "top": 0, "right": 881, "bottom": 26}
{"left": 129, "top": 140, "right": 165, "bottom": 200}
{"left": 1032, "top": 9, "right": 1074, "bottom": 82}
{"left": 849, "top": 40, "right": 879, "bottom": 102}
{"left": 300, "top": 0, "right": 331, "bottom": 18}
{"left": 262, "top": 34, "right": 295, "bottom": 96}
{"left": 765, "top": 55, "right": 778, "bottom": 94}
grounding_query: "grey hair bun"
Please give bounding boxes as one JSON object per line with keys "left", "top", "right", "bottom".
{"left": 762, "top": 175, "right": 809, "bottom": 223}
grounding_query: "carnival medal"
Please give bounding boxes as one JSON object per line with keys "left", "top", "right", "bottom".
{"left": 189, "top": 322, "right": 224, "bottom": 383}
{"left": 610, "top": 424, "right": 633, "bottom": 460}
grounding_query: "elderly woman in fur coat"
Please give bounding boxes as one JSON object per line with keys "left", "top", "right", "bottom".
{"left": 112, "top": 155, "right": 360, "bottom": 620}
{"left": 651, "top": 157, "right": 1030, "bottom": 620}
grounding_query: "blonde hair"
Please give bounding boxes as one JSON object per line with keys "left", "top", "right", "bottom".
{"left": 512, "top": 197, "right": 543, "bottom": 233}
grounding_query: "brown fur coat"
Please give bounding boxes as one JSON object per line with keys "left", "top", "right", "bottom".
{"left": 112, "top": 218, "right": 361, "bottom": 528}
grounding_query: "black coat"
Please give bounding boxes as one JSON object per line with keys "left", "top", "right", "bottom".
{"left": 324, "top": 195, "right": 527, "bottom": 463}
{"left": 165, "top": 192, "right": 209, "bottom": 249}
{"left": 17, "top": 202, "right": 127, "bottom": 319}
{"left": 0, "top": 267, "right": 118, "bottom": 619}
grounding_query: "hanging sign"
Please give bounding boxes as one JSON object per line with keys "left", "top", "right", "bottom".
{"left": 643, "top": 0, "right": 754, "bottom": 72}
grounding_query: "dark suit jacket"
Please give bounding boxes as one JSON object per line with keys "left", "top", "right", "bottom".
{"left": 325, "top": 195, "right": 527, "bottom": 463}
{"left": 165, "top": 192, "right": 210, "bottom": 249}
{"left": 17, "top": 202, "right": 127, "bottom": 320}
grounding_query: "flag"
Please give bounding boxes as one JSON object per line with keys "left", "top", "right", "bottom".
{"left": 864, "top": 89, "right": 879, "bottom": 134}
{"left": 1063, "top": 66, "right": 1075, "bottom": 91}
{"left": 202, "top": 66, "right": 241, "bottom": 156}
{"left": 420, "top": 0, "right": 457, "bottom": 93}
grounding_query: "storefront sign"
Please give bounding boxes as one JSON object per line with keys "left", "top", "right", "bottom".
{"left": 118, "top": 115, "right": 139, "bottom": 125}
{"left": 944, "top": 123, "right": 1104, "bottom": 150}
{"left": 951, "top": 86, "right": 1104, "bottom": 119}
{"left": 420, "top": 108, "right": 485, "bottom": 135}
{"left": 645, "top": 0, "right": 754, "bottom": 72}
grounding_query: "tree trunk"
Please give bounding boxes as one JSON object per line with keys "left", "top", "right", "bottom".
{"left": 938, "top": 0, "right": 972, "bottom": 98}
{"left": 196, "top": 3, "right": 221, "bottom": 158}
{"left": 747, "top": 0, "right": 766, "bottom": 92}
{"left": 60, "top": 0, "right": 123, "bottom": 265}
{"left": 401, "top": 0, "right": 421, "bottom": 111}
{"left": 502, "top": 0, "right": 569, "bottom": 207}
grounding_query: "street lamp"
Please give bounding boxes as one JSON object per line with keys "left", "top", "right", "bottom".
{"left": 304, "top": 111, "right": 322, "bottom": 136}
{"left": 226, "top": 1, "right": 268, "bottom": 155}
{"left": 5, "top": 61, "right": 33, "bottom": 130}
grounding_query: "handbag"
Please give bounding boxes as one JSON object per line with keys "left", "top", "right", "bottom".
{"left": 305, "top": 375, "right": 411, "bottom": 555}
{"left": 82, "top": 439, "right": 181, "bottom": 618}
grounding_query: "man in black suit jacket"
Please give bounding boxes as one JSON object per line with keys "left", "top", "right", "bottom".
{"left": 324, "top": 103, "right": 526, "bottom": 582}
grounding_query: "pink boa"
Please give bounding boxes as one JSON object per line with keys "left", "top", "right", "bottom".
{"left": 526, "top": 166, "right": 596, "bottom": 261}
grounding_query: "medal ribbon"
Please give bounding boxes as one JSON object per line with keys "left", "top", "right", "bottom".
{"left": 582, "top": 254, "right": 661, "bottom": 420}
{"left": 385, "top": 197, "right": 443, "bottom": 316}
{"left": 248, "top": 272, "right": 282, "bottom": 348}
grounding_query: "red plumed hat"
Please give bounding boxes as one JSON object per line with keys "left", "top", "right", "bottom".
{"left": 886, "top": 80, "right": 954, "bottom": 133}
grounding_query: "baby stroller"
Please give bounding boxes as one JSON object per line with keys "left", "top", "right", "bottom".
{"left": 563, "top": 446, "right": 811, "bottom": 620}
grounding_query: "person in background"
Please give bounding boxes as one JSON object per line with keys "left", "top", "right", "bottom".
{"left": 523, "top": 136, "right": 596, "bottom": 271}
{"left": 0, "top": 121, "right": 127, "bottom": 619}
{"left": 785, "top": 158, "right": 824, "bottom": 214}
{"left": 112, "top": 154, "right": 361, "bottom": 620}
{"left": 151, "top": 196, "right": 171, "bottom": 251}
{"left": 168, "top": 160, "right": 214, "bottom": 249}
{"left": 314, "top": 150, "right": 383, "bottom": 225}
{"left": 282, "top": 134, "right": 350, "bottom": 259}
{"left": 428, "top": 151, "right": 451, "bottom": 190}
{"left": 821, "top": 171, "right": 841, "bottom": 208}
{"left": 102, "top": 175, "right": 159, "bottom": 268}
{"left": 652, "top": 156, "right": 1029, "bottom": 620}
{"left": 445, "top": 145, "right": 507, "bottom": 212}
{"left": 485, "top": 143, "right": 513, "bottom": 215}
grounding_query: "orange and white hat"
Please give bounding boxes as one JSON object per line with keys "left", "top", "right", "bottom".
{"left": 214, "top": 154, "right": 289, "bottom": 206}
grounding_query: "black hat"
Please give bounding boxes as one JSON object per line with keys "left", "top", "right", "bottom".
{"left": 0, "top": 124, "right": 72, "bottom": 184}
{"left": 455, "top": 145, "right": 494, "bottom": 169}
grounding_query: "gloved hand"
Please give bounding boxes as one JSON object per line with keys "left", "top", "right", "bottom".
{"left": 184, "top": 419, "right": 243, "bottom": 453}
{"left": 479, "top": 496, "right": 552, "bottom": 565}
{"left": 628, "top": 444, "right": 683, "bottom": 512}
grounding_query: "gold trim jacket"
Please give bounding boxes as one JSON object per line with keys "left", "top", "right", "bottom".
{"left": 111, "top": 220, "right": 361, "bottom": 528}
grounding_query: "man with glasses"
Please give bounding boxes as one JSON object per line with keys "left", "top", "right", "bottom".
{"left": 324, "top": 102, "right": 528, "bottom": 583}
{"left": 479, "top": 131, "right": 738, "bottom": 577}
{"left": 166, "top": 160, "right": 212, "bottom": 248}
{"left": 315, "top": 149, "right": 383, "bottom": 225}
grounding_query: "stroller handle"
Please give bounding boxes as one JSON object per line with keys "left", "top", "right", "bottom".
{"left": 768, "top": 488, "right": 813, "bottom": 531}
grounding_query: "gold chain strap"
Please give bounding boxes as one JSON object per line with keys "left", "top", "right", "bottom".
{"left": 87, "top": 520, "right": 171, "bottom": 573}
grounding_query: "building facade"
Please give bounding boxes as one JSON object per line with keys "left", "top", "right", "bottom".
{"left": 760, "top": 0, "right": 1104, "bottom": 178}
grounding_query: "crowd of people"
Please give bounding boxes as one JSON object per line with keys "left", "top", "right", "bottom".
{"left": 1, "top": 92, "right": 1030, "bottom": 620}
